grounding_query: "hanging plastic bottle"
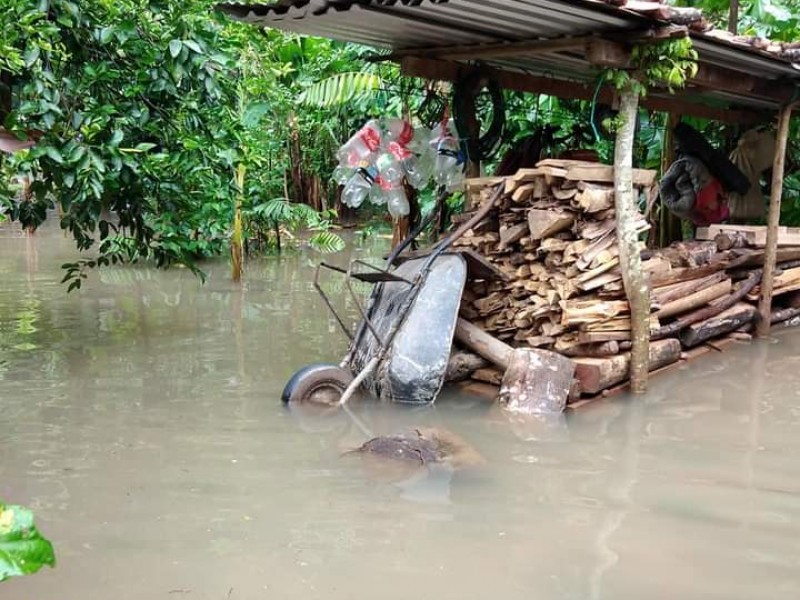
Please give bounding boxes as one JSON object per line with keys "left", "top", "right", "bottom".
{"left": 337, "top": 119, "right": 382, "bottom": 167}
{"left": 386, "top": 185, "right": 410, "bottom": 218}
{"left": 341, "top": 163, "right": 377, "bottom": 209}
{"left": 382, "top": 118, "right": 414, "bottom": 146}
{"left": 434, "top": 135, "right": 461, "bottom": 186}
{"left": 375, "top": 151, "right": 404, "bottom": 186}
{"left": 332, "top": 165, "right": 354, "bottom": 185}
{"left": 369, "top": 182, "right": 388, "bottom": 206}
{"left": 387, "top": 141, "right": 425, "bottom": 190}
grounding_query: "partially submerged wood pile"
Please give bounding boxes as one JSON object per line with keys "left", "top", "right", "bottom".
{"left": 452, "top": 160, "right": 800, "bottom": 400}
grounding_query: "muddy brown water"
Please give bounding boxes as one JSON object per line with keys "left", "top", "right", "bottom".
{"left": 2, "top": 221, "right": 800, "bottom": 600}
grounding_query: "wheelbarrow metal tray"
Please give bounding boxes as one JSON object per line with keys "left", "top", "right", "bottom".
{"left": 350, "top": 254, "right": 467, "bottom": 404}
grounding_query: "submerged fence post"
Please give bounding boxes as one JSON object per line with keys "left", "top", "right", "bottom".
{"left": 756, "top": 103, "right": 794, "bottom": 336}
{"left": 614, "top": 84, "right": 650, "bottom": 393}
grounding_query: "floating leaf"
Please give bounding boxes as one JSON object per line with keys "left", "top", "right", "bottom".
{"left": 308, "top": 231, "right": 346, "bottom": 254}
{"left": 0, "top": 502, "right": 55, "bottom": 582}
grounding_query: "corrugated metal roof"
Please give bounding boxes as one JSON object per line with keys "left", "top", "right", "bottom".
{"left": 217, "top": 0, "right": 800, "bottom": 113}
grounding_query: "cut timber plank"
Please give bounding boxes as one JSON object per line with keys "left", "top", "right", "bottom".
{"left": 680, "top": 302, "right": 757, "bottom": 348}
{"left": 565, "top": 164, "right": 656, "bottom": 187}
{"left": 527, "top": 209, "right": 575, "bottom": 241}
{"left": 579, "top": 330, "right": 632, "bottom": 343}
{"left": 654, "top": 279, "right": 732, "bottom": 319}
{"left": 697, "top": 224, "right": 800, "bottom": 248}
{"left": 573, "top": 338, "right": 681, "bottom": 395}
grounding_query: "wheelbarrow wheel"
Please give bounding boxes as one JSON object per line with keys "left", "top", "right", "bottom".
{"left": 281, "top": 363, "right": 354, "bottom": 406}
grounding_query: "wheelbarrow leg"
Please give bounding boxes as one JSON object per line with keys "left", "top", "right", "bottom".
{"left": 338, "top": 355, "right": 380, "bottom": 406}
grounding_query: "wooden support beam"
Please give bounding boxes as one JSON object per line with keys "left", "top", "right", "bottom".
{"left": 757, "top": 103, "right": 795, "bottom": 336}
{"left": 691, "top": 63, "right": 796, "bottom": 104}
{"left": 399, "top": 56, "right": 766, "bottom": 124}
{"left": 420, "top": 36, "right": 589, "bottom": 61}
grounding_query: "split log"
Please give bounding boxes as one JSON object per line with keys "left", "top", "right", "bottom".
{"left": 454, "top": 318, "right": 513, "bottom": 367}
{"left": 499, "top": 222, "right": 529, "bottom": 248}
{"left": 651, "top": 271, "right": 726, "bottom": 305}
{"left": 559, "top": 341, "right": 620, "bottom": 357}
{"left": 472, "top": 367, "right": 504, "bottom": 386}
{"left": 445, "top": 351, "right": 489, "bottom": 382}
{"left": 575, "top": 187, "right": 614, "bottom": 212}
{"left": 770, "top": 306, "right": 800, "bottom": 324}
{"left": 654, "top": 279, "right": 732, "bottom": 319}
{"left": 527, "top": 209, "right": 575, "bottom": 240}
{"left": 680, "top": 303, "right": 757, "bottom": 347}
{"left": 562, "top": 299, "right": 630, "bottom": 326}
{"left": 651, "top": 268, "right": 762, "bottom": 340}
{"left": 572, "top": 338, "right": 681, "bottom": 395}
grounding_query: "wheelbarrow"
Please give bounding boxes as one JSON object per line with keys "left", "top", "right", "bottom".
{"left": 281, "top": 185, "right": 504, "bottom": 407}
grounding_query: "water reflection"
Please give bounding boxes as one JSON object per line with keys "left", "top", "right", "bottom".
{"left": 2, "top": 221, "right": 800, "bottom": 599}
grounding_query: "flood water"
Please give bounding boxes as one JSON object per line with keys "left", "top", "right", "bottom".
{"left": 3, "top": 221, "right": 800, "bottom": 600}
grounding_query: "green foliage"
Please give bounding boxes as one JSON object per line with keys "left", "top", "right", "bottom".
{"left": 0, "top": 501, "right": 55, "bottom": 582}
{"left": 299, "top": 72, "right": 382, "bottom": 107}
{"left": 0, "top": 1, "right": 367, "bottom": 285}
{"left": 680, "top": 0, "right": 800, "bottom": 40}
{"left": 606, "top": 37, "right": 698, "bottom": 96}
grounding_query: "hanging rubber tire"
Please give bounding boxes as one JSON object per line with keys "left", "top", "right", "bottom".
{"left": 281, "top": 363, "right": 354, "bottom": 406}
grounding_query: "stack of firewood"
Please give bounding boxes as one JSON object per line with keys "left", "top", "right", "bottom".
{"left": 452, "top": 159, "right": 800, "bottom": 396}
{"left": 455, "top": 159, "right": 660, "bottom": 358}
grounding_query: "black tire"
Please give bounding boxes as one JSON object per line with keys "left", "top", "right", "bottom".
{"left": 281, "top": 363, "right": 354, "bottom": 406}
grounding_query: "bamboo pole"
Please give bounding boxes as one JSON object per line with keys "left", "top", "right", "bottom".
{"left": 614, "top": 83, "right": 650, "bottom": 393}
{"left": 756, "top": 103, "right": 794, "bottom": 336}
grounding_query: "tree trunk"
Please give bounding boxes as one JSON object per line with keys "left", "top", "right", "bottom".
{"left": 728, "top": 0, "right": 739, "bottom": 34}
{"left": 614, "top": 83, "right": 650, "bottom": 393}
{"left": 231, "top": 164, "right": 245, "bottom": 282}
{"left": 756, "top": 103, "right": 794, "bottom": 336}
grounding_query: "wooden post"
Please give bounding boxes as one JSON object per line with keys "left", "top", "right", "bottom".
{"left": 756, "top": 103, "right": 794, "bottom": 336}
{"left": 659, "top": 113, "right": 683, "bottom": 247}
{"left": 614, "top": 83, "right": 650, "bottom": 393}
{"left": 728, "top": 0, "right": 739, "bottom": 34}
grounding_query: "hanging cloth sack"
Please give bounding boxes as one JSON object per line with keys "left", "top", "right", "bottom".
{"left": 728, "top": 129, "right": 776, "bottom": 221}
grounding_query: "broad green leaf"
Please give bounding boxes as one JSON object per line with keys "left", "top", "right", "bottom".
{"left": 168, "top": 39, "right": 182, "bottom": 58}
{"left": 0, "top": 502, "right": 55, "bottom": 582}
{"left": 183, "top": 40, "right": 202, "bottom": 54}
{"left": 44, "top": 146, "right": 64, "bottom": 164}
{"left": 241, "top": 102, "right": 271, "bottom": 128}
{"left": 23, "top": 46, "right": 40, "bottom": 68}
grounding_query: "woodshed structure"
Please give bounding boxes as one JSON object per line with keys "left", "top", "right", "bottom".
{"left": 219, "top": 0, "right": 800, "bottom": 402}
